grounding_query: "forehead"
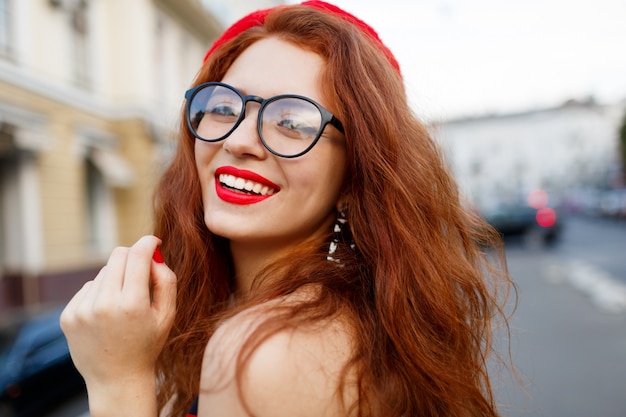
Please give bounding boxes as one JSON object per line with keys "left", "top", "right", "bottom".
{"left": 221, "top": 37, "right": 326, "bottom": 103}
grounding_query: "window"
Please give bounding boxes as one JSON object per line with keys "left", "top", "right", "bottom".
{"left": 78, "top": 127, "right": 131, "bottom": 257}
{"left": 0, "top": 123, "right": 21, "bottom": 277}
{"left": 153, "top": 11, "right": 166, "bottom": 103}
{"left": 84, "top": 153, "right": 117, "bottom": 255}
{"left": 0, "top": 0, "right": 12, "bottom": 58}
{"left": 0, "top": 125, "right": 42, "bottom": 284}
{"left": 71, "top": 0, "right": 90, "bottom": 88}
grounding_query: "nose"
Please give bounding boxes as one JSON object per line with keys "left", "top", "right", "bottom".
{"left": 222, "top": 101, "right": 268, "bottom": 159}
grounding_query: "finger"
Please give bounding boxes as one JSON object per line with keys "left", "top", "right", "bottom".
{"left": 121, "top": 235, "right": 161, "bottom": 306}
{"left": 60, "top": 280, "right": 95, "bottom": 331}
{"left": 97, "top": 246, "right": 130, "bottom": 301}
{"left": 150, "top": 261, "right": 177, "bottom": 317}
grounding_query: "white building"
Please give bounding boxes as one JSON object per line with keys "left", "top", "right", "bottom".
{"left": 433, "top": 99, "right": 626, "bottom": 212}
{"left": 0, "top": 0, "right": 283, "bottom": 312}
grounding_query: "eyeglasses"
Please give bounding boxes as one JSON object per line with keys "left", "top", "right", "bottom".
{"left": 184, "top": 82, "right": 344, "bottom": 158}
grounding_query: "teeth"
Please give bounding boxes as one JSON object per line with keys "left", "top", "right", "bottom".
{"left": 222, "top": 174, "right": 236, "bottom": 188}
{"left": 218, "top": 174, "right": 277, "bottom": 196}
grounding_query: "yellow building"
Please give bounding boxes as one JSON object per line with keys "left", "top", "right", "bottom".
{"left": 0, "top": 0, "right": 228, "bottom": 312}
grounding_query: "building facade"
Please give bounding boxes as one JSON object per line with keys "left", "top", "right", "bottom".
{"left": 0, "top": 0, "right": 281, "bottom": 313}
{"left": 433, "top": 99, "right": 626, "bottom": 213}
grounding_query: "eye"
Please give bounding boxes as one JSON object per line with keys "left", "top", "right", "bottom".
{"left": 206, "top": 97, "right": 240, "bottom": 120}
{"left": 265, "top": 98, "right": 322, "bottom": 140}
{"left": 276, "top": 115, "right": 318, "bottom": 138}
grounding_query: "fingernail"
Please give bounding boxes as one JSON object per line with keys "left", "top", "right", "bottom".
{"left": 153, "top": 247, "right": 164, "bottom": 263}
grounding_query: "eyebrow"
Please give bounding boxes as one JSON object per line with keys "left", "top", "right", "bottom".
{"left": 221, "top": 82, "right": 307, "bottom": 102}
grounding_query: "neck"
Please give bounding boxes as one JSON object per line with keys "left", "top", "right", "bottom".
{"left": 229, "top": 241, "right": 280, "bottom": 296}
{"left": 229, "top": 220, "right": 334, "bottom": 297}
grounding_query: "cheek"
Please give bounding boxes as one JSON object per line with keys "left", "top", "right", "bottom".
{"left": 323, "top": 149, "right": 348, "bottom": 196}
{"left": 194, "top": 141, "right": 206, "bottom": 165}
{"left": 194, "top": 141, "right": 219, "bottom": 171}
{"left": 194, "top": 142, "right": 220, "bottom": 199}
{"left": 294, "top": 152, "right": 346, "bottom": 203}
{"left": 194, "top": 141, "right": 203, "bottom": 168}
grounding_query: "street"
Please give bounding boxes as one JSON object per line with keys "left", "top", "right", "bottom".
{"left": 46, "top": 215, "right": 626, "bottom": 417}
{"left": 495, "top": 214, "right": 626, "bottom": 417}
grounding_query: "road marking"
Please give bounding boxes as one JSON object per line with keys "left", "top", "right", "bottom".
{"left": 544, "top": 259, "right": 626, "bottom": 314}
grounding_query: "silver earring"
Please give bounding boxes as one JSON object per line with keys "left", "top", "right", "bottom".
{"left": 327, "top": 207, "right": 356, "bottom": 263}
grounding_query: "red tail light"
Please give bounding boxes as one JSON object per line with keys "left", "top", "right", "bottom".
{"left": 536, "top": 207, "right": 556, "bottom": 227}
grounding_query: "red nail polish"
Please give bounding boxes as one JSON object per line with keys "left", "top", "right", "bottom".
{"left": 153, "top": 247, "right": 164, "bottom": 263}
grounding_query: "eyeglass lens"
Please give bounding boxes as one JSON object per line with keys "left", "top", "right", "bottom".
{"left": 189, "top": 84, "right": 324, "bottom": 157}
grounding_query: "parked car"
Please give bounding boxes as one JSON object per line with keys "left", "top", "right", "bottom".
{"left": 482, "top": 202, "right": 563, "bottom": 246}
{"left": 0, "top": 306, "right": 85, "bottom": 417}
{"left": 598, "top": 189, "right": 626, "bottom": 219}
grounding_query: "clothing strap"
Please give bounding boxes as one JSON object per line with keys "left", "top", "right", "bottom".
{"left": 186, "top": 396, "right": 198, "bottom": 416}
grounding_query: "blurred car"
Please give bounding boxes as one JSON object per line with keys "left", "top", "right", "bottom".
{"left": 598, "top": 189, "right": 626, "bottom": 219}
{"left": 0, "top": 306, "right": 85, "bottom": 417}
{"left": 482, "top": 202, "right": 563, "bottom": 246}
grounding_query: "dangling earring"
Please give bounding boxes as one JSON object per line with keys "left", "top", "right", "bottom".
{"left": 327, "top": 206, "right": 356, "bottom": 263}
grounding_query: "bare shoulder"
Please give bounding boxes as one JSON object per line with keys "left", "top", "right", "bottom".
{"left": 199, "top": 289, "right": 357, "bottom": 417}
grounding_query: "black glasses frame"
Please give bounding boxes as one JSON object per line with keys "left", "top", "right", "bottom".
{"left": 184, "top": 82, "right": 344, "bottom": 158}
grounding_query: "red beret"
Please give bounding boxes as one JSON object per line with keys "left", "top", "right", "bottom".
{"left": 203, "top": 1, "right": 400, "bottom": 74}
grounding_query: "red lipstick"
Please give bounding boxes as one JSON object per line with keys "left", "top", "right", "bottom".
{"left": 214, "top": 166, "right": 280, "bottom": 205}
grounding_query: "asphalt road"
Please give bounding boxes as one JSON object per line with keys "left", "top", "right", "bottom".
{"left": 47, "top": 215, "right": 626, "bottom": 417}
{"left": 495, "top": 214, "right": 626, "bottom": 417}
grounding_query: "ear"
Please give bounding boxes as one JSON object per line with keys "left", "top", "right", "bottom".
{"left": 336, "top": 196, "right": 348, "bottom": 212}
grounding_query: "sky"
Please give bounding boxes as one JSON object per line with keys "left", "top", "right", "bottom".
{"left": 289, "top": 0, "right": 626, "bottom": 121}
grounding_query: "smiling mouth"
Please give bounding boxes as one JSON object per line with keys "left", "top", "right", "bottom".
{"left": 218, "top": 174, "right": 278, "bottom": 196}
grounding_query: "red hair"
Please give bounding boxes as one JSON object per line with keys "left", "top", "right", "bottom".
{"left": 154, "top": 4, "right": 514, "bottom": 417}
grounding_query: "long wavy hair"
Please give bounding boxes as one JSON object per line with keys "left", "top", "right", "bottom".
{"left": 153, "top": 5, "right": 514, "bottom": 417}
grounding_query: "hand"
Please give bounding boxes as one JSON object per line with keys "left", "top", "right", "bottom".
{"left": 60, "top": 235, "right": 177, "bottom": 388}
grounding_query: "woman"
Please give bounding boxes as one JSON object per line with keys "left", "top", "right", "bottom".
{"left": 61, "top": 2, "right": 514, "bottom": 416}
